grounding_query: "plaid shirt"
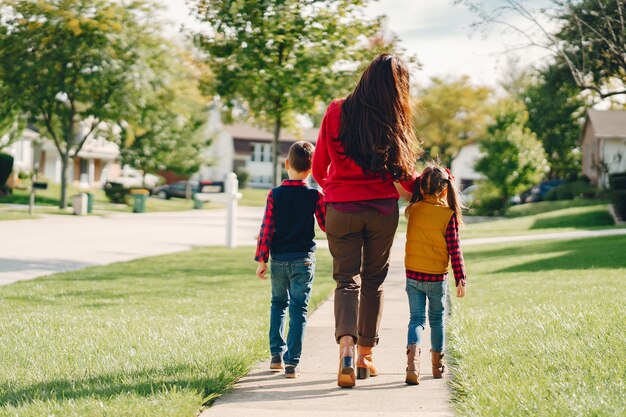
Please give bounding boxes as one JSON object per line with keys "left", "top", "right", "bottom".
{"left": 255, "top": 179, "right": 326, "bottom": 263}
{"left": 406, "top": 215, "right": 467, "bottom": 287}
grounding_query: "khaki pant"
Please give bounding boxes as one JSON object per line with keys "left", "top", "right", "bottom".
{"left": 326, "top": 204, "right": 399, "bottom": 347}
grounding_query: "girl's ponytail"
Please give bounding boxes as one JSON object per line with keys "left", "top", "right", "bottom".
{"left": 446, "top": 175, "right": 465, "bottom": 227}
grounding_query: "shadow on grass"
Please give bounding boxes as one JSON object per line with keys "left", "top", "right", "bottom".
{"left": 0, "top": 194, "right": 59, "bottom": 206}
{"left": 471, "top": 235, "right": 626, "bottom": 273}
{"left": 0, "top": 361, "right": 248, "bottom": 408}
{"left": 529, "top": 210, "right": 614, "bottom": 230}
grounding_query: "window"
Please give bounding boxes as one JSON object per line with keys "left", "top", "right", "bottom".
{"left": 80, "top": 159, "right": 88, "bottom": 174}
{"left": 250, "top": 143, "right": 272, "bottom": 162}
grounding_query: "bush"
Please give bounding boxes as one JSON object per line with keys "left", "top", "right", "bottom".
{"left": 612, "top": 190, "right": 626, "bottom": 220}
{"left": 104, "top": 181, "right": 129, "bottom": 204}
{"left": 609, "top": 172, "right": 626, "bottom": 190}
{"left": 0, "top": 153, "right": 14, "bottom": 187}
{"left": 473, "top": 184, "right": 507, "bottom": 216}
{"left": 235, "top": 168, "right": 250, "bottom": 189}
{"left": 544, "top": 181, "right": 597, "bottom": 201}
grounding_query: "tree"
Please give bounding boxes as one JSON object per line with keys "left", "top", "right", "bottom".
{"left": 119, "top": 46, "right": 210, "bottom": 185}
{"left": 414, "top": 76, "right": 493, "bottom": 166}
{"left": 0, "top": 0, "right": 159, "bottom": 208}
{"left": 522, "top": 62, "right": 585, "bottom": 179}
{"left": 456, "top": 0, "right": 626, "bottom": 99}
{"left": 190, "top": 0, "right": 408, "bottom": 186}
{"left": 475, "top": 101, "right": 549, "bottom": 211}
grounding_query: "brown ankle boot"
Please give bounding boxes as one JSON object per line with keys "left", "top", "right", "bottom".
{"left": 337, "top": 335, "right": 355, "bottom": 388}
{"left": 356, "top": 345, "right": 378, "bottom": 379}
{"left": 431, "top": 350, "right": 445, "bottom": 379}
{"left": 405, "top": 344, "right": 420, "bottom": 385}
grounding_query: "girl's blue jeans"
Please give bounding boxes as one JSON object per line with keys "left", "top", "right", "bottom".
{"left": 405, "top": 279, "right": 447, "bottom": 352}
{"left": 269, "top": 254, "right": 315, "bottom": 367}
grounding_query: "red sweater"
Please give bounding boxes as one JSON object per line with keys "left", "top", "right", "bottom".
{"left": 312, "top": 99, "right": 416, "bottom": 202}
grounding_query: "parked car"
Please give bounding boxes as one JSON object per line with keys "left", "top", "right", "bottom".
{"left": 153, "top": 181, "right": 200, "bottom": 199}
{"left": 153, "top": 180, "right": 226, "bottom": 200}
{"left": 112, "top": 171, "right": 160, "bottom": 190}
{"left": 460, "top": 184, "right": 479, "bottom": 206}
{"left": 524, "top": 179, "right": 565, "bottom": 203}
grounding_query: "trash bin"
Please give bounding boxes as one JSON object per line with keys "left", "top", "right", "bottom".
{"left": 193, "top": 195, "right": 204, "bottom": 209}
{"left": 86, "top": 192, "right": 94, "bottom": 214}
{"left": 130, "top": 189, "right": 149, "bottom": 213}
{"left": 72, "top": 193, "right": 88, "bottom": 216}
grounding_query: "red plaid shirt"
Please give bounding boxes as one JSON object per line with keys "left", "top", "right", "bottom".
{"left": 406, "top": 215, "right": 467, "bottom": 287}
{"left": 255, "top": 179, "right": 326, "bottom": 263}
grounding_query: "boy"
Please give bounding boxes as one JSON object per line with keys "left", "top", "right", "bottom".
{"left": 255, "top": 140, "right": 326, "bottom": 379}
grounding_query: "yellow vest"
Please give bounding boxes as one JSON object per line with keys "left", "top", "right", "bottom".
{"left": 405, "top": 197, "right": 454, "bottom": 274}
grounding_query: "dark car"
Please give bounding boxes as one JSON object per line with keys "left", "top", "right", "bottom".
{"left": 524, "top": 179, "right": 565, "bottom": 203}
{"left": 153, "top": 181, "right": 199, "bottom": 199}
{"left": 153, "top": 180, "right": 225, "bottom": 199}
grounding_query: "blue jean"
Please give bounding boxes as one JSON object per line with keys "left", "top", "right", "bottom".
{"left": 406, "top": 279, "right": 447, "bottom": 352}
{"left": 269, "top": 254, "right": 315, "bottom": 366}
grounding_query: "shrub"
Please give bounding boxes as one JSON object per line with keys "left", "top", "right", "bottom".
{"left": 473, "top": 184, "right": 507, "bottom": 216}
{"left": 612, "top": 190, "right": 626, "bottom": 220}
{"left": 235, "top": 168, "right": 250, "bottom": 189}
{"left": 544, "top": 181, "right": 597, "bottom": 201}
{"left": 104, "top": 181, "right": 129, "bottom": 204}
{"left": 0, "top": 153, "right": 14, "bottom": 187}
{"left": 609, "top": 172, "right": 626, "bottom": 190}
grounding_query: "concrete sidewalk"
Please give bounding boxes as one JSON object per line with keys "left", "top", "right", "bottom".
{"left": 200, "top": 241, "right": 454, "bottom": 417}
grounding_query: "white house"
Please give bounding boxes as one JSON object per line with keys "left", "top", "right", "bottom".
{"left": 3, "top": 127, "right": 121, "bottom": 188}
{"left": 581, "top": 109, "right": 626, "bottom": 188}
{"left": 201, "top": 115, "right": 319, "bottom": 188}
{"left": 450, "top": 143, "right": 483, "bottom": 190}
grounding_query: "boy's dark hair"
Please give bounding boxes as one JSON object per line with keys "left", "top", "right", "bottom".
{"left": 288, "top": 141, "right": 315, "bottom": 172}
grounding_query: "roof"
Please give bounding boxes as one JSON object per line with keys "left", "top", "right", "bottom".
{"left": 585, "top": 109, "right": 626, "bottom": 139}
{"left": 223, "top": 123, "right": 319, "bottom": 143}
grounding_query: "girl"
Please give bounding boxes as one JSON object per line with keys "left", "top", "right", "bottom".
{"left": 312, "top": 54, "right": 419, "bottom": 388}
{"left": 403, "top": 164, "right": 467, "bottom": 385}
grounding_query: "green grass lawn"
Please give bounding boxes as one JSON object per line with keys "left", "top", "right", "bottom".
{"left": 460, "top": 204, "right": 616, "bottom": 239}
{"left": 0, "top": 181, "right": 220, "bottom": 215}
{"left": 448, "top": 235, "right": 626, "bottom": 416}
{"left": 505, "top": 199, "right": 610, "bottom": 217}
{"left": 239, "top": 188, "right": 269, "bottom": 207}
{"left": 0, "top": 247, "right": 334, "bottom": 417}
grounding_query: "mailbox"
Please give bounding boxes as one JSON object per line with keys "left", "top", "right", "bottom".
{"left": 33, "top": 182, "right": 48, "bottom": 190}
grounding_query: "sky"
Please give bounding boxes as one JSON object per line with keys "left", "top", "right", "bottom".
{"left": 157, "top": 0, "right": 553, "bottom": 89}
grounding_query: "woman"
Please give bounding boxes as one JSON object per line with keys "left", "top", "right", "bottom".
{"left": 312, "top": 54, "right": 420, "bottom": 388}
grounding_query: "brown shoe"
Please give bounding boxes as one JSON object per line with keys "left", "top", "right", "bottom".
{"left": 337, "top": 335, "right": 356, "bottom": 388}
{"left": 431, "top": 350, "right": 445, "bottom": 379}
{"left": 356, "top": 345, "right": 378, "bottom": 379}
{"left": 405, "top": 344, "right": 420, "bottom": 385}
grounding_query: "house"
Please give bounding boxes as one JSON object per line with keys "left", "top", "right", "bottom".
{"left": 450, "top": 143, "right": 483, "bottom": 190}
{"left": 581, "top": 109, "right": 626, "bottom": 188}
{"left": 3, "top": 127, "right": 121, "bottom": 188}
{"left": 201, "top": 114, "right": 319, "bottom": 188}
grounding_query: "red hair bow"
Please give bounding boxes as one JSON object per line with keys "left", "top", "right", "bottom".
{"left": 445, "top": 168, "right": 455, "bottom": 181}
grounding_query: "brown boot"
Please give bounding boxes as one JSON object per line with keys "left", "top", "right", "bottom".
{"left": 356, "top": 345, "right": 378, "bottom": 379}
{"left": 431, "top": 350, "right": 445, "bottom": 379}
{"left": 405, "top": 344, "right": 420, "bottom": 385}
{"left": 337, "top": 335, "right": 356, "bottom": 388}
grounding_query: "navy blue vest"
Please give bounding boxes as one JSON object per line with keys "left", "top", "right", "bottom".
{"left": 271, "top": 183, "right": 320, "bottom": 257}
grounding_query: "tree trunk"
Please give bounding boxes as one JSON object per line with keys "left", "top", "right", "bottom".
{"left": 59, "top": 154, "right": 69, "bottom": 209}
{"left": 272, "top": 117, "right": 282, "bottom": 187}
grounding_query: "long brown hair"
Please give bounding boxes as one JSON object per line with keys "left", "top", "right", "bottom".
{"left": 337, "top": 54, "right": 420, "bottom": 181}
{"left": 408, "top": 164, "right": 465, "bottom": 227}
